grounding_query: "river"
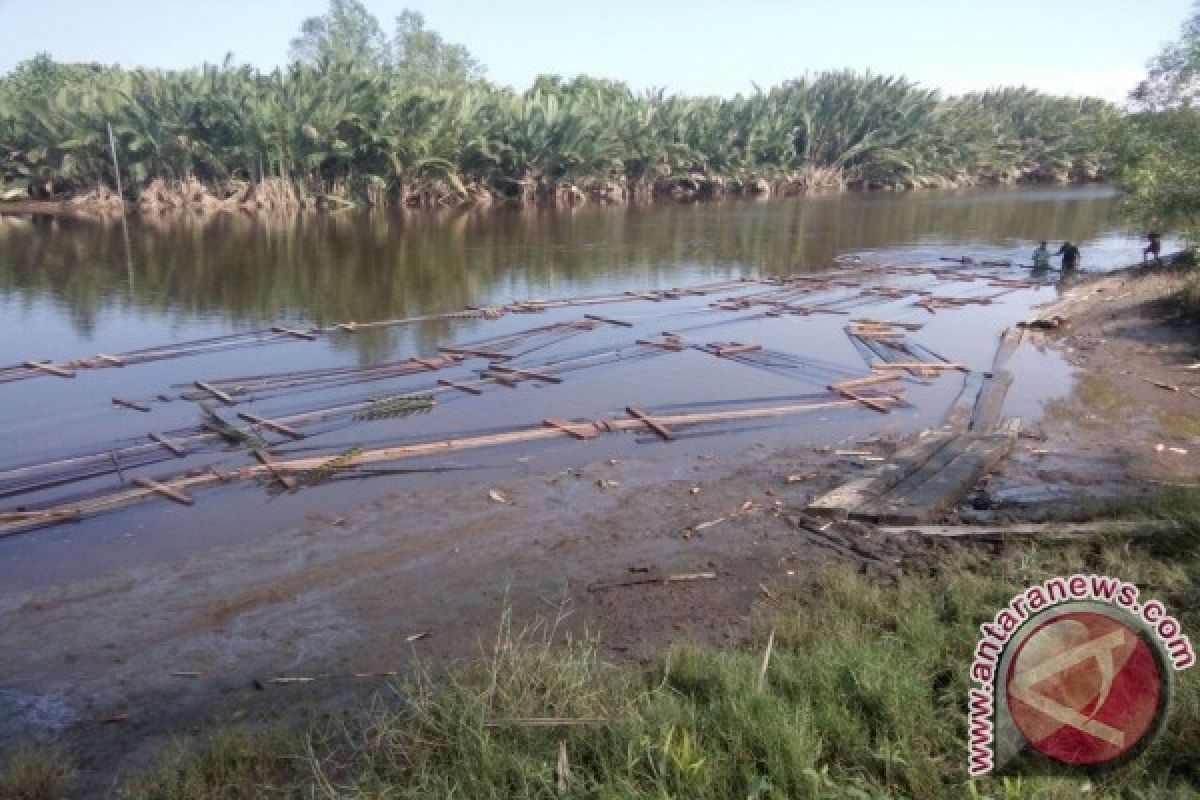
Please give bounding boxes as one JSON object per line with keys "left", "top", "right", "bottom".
{"left": 0, "top": 186, "right": 1157, "bottom": 590}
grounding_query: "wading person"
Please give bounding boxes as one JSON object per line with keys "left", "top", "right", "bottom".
{"left": 1032, "top": 241, "right": 1051, "bottom": 269}
{"left": 1056, "top": 241, "right": 1080, "bottom": 271}
{"left": 1144, "top": 231, "right": 1162, "bottom": 265}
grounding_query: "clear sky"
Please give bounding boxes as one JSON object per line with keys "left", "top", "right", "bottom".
{"left": 0, "top": 0, "right": 1193, "bottom": 103}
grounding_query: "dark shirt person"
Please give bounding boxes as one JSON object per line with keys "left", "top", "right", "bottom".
{"left": 1144, "top": 232, "right": 1162, "bottom": 265}
{"left": 1056, "top": 241, "right": 1080, "bottom": 270}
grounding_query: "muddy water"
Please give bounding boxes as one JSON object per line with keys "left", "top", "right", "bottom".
{"left": 0, "top": 186, "right": 1155, "bottom": 590}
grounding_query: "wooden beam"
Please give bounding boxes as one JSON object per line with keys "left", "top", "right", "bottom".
{"left": 829, "top": 386, "right": 894, "bottom": 413}
{"left": 583, "top": 313, "right": 633, "bottom": 327}
{"left": 194, "top": 381, "right": 235, "bottom": 405}
{"left": 95, "top": 353, "right": 126, "bottom": 366}
{"left": 543, "top": 419, "right": 599, "bottom": 440}
{"left": 23, "top": 360, "right": 75, "bottom": 378}
{"left": 635, "top": 337, "right": 684, "bottom": 351}
{"left": 133, "top": 476, "right": 193, "bottom": 506}
{"left": 872, "top": 362, "right": 966, "bottom": 372}
{"left": 148, "top": 432, "right": 187, "bottom": 457}
{"left": 626, "top": 406, "right": 674, "bottom": 440}
{"left": 112, "top": 397, "right": 151, "bottom": 413}
{"left": 707, "top": 342, "right": 763, "bottom": 357}
{"left": 253, "top": 449, "right": 297, "bottom": 490}
{"left": 488, "top": 365, "right": 563, "bottom": 384}
{"left": 335, "top": 321, "right": 358, "bottom": 332}
{"left": 236, "top": 411, "right": 304, "bottom": 440}
{"left": 271, "top": 326, "right": 318, "bottom": 340}
{"left": 438, "top": 346, "right": 512, "bottom": 360}
{"left": 436, "top": 378, "right": 483, "bottom": 396}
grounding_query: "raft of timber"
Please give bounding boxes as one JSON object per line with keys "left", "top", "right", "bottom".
{"left": 0, "top": 394, "right": 901, "bottom": 536}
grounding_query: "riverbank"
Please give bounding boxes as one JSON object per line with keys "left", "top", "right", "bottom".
{"left": 0, "top": 172, "right": 1104, "bottom": 220}
{"left": 1, "top": 256, "right": 1199, "bottom": 796}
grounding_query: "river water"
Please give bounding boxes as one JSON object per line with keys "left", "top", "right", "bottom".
{"left": 0, "top": 186, "right": 1158, "bottom": 589}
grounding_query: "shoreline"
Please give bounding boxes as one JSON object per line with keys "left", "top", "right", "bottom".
{"left": 0, "top": 174, "right": 1105, "bottom": 221}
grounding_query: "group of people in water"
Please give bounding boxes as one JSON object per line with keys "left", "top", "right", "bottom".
{"left": 1030, "top": 232, "right": 1162, "bottom": 271}
{"left": 1031, "top": 240, "right": 1081, "bottom": 270}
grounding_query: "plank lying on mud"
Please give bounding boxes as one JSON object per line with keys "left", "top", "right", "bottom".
{"left": 941, "top": 371, "right": 985, "bottom": 433}
{"left": 857, "top": 423, "right": 1019, "bottom": 525}
{"left": 807, "top": 418, "right": 1019, "bottom": 525}
{"left": 968, "top": 370, "right": 1013, "bottom": 433}
{"left": 879, "top": 520, "right": 1184, "bottom": 539}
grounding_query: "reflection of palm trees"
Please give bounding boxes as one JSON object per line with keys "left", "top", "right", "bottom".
{"left": 0, "top": 190, "right": 1122, "bottom": 359}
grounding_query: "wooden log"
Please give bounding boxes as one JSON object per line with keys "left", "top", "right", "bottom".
{"left": 112, "top": 397, "right": 151, "bottom": 413}
{"left": 132, "top": 477, "right": 193, "bottom": 506}
{"left": 879, "top": 520, "right": 1183, "bottom": 539}
{"left": 96, "top": 353, "right": 126, "bottom": 366}
{"left": 625, "top": 406, "right": 674, "bottom": 440}
{"left": 438, "top": 346, "right": 512, "bottom": 360}
{"left": 488, "top": 365, "right": 563, "bottom": 384}
{"left": 23, "top": 360, "right": 75, "bottom": 378}
{"left": 830, "top": 374, "right": 900, "bottom": 390}
{"left": 271, "top": 326, "right": 318, "bottom": 341}
{"left": 583, "top": 313, "right": 633, "bottom": 327}
{"left": 543, "top": 419, "right": 599, "bottom": 440}
{"left": 194, "top": 381, "right": 235, "bottom": 405}
{"left": 253, "top": 449, "right": 298, "bottom": 490}
{"left": 237, "top": 411, "right": 305, "bottom": 440}
{"left": 437, "top": 378, "right": 484, "bottom": 396}
{"left": 148, "top": 432, "right": 187, "bottom": 457}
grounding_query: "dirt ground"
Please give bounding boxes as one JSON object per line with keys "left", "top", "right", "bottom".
{"left": 983, "top": 263, "right": 1200, "bottom": 515}
{"left": 2, "top": 260, "right": 1198, "bottom": 794}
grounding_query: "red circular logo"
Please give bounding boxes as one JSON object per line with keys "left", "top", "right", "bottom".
{"left": 1004, "top": 610, "right": 1165, "bottom": 765}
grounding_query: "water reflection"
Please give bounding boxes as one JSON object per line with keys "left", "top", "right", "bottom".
{"left": 0, "top": 186, "right": 1127, "bottom": 354}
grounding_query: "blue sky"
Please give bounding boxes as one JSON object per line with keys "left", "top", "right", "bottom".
{"left": 0, "top": 0, "right": 1192, "bottom": 102}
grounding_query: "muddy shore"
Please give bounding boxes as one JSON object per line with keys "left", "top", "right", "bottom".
{"left": 1, "top": 257, "right": 1197, "bottom": 793}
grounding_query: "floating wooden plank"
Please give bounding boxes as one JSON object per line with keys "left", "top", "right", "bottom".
{"left": 437, "top": 378, "right": 483, "bottom": 396}
{"left": 582, "top": 313, "right": 633, "bottom": 327}
{"left": 830, "top": 374, "right": 900, "bottom": 390}
{"left": 23, "top": 360, "right": 75, "bottom": 378}
{"left": 872, "top": 362, "right": 966, "bottom": 372}
{"left": 95, "top": 353, "right": 126, "bottom": 367}
{"left": 625, "top": 406, "right": 674, "bottom": 440}
{"left": 132, "top": 477, "right": 193, "bottom": 506}
{"left": 438, "top": 346, "right": 512, "bottom": 360}
{"left": 851, "top": 318, "right": 923, "bottom": 331}
{"left": 194, "top": 381, "right": 235, "bottom": 405}
{"left": 148, "top": 432, "right": 187, "bottom": 457}
{"left": 253, "top": 449, "right": 297, "bottom": 490}
{"left": 236, "top": 411, "right": 304, "bottom": 440}
{"left": 271, "top": 326, "right": 318, "bottom": 341}
{"left": 635, "top": 337, "right": 684, "bottom": 351}
{"left": 543, "top": 419, "right": 599, "bottom": 440}
{"left": 335, "top": 321, "right": 358, "bottom": 332}
{"left": 706, "top": 342, "right": 763, "bottom": 357}
{"left": 488, "top": 365, "right": 563, "bottom": 384}
{"left": 829, "top": 386, "right": 894, "bottom": 413}
{"left": 112, "top": 397, "right": 151, "bottom": 413}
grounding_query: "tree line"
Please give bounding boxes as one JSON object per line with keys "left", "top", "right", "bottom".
{"left": 0, "top": 1, "right": 1161, "bottom": 214}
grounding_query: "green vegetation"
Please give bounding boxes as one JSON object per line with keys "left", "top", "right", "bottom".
{"left": 0, "top": 2, "right": 1118, "bottom": 211}
{"left": 1115, "top": 3, "right": 1200, "bottom": 242}
{"left": 4, "top": 528, "right": 1198, "bottom": 799}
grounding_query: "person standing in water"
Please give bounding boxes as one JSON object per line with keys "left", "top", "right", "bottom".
{"left": 1056, "top": 241, "right": 1080, "bottom": 270}
{"left": 1032, "top": 241, "right": 1051, "bottom": 269}
{"left": 1144, "top": 231, "right": 1162, "bottom": 265}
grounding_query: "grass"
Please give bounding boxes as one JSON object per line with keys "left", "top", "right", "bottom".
{"left": 5, "top": 526, "right": 1200, "bottom": 798}
{"left": 0, "top": 746, "right": 74, "bottom": 800}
